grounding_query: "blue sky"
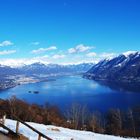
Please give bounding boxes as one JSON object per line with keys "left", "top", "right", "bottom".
{"left": 0, "top": 0, "right": 139, "bottom": 66}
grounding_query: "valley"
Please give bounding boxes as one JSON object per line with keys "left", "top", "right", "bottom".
{"left": 0, "top": 63, "right": 93, "bottom": 90}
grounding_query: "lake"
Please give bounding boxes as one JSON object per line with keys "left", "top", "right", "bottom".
{"left": 0, "top": 75, "right": 140, "bottom": 112}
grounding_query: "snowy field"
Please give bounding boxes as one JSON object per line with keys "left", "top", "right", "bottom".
{"left": 0, "top": 119, "right": 138, "bottom": 140}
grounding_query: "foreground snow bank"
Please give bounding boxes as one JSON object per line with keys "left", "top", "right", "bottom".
{"left": 2, "top": 119, "right": 137, "bottom": 140}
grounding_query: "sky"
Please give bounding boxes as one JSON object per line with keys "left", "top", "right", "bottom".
{"left": 0, "top": 0, "right": 140, "bottom": 66}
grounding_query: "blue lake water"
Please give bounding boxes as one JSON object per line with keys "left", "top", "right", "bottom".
{"left": 0, "top": 75, "right": 140, "bottom": 112}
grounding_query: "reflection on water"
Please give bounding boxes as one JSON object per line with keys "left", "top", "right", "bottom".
{"left": 0, "top": 75, "right": 140, "bottom": 112}
{"left": 89, "top": 83, "right": 99, "bottom": 89}
{"left": 97, "top": 80, "right": 140, "bottom": 93}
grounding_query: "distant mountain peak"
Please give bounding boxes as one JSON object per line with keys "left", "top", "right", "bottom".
{"left": 30, "top": 62, "right": 46, "bottom": 66}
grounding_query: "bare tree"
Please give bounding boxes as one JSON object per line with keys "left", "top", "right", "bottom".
{"left": 8, "top": 96, "right": 30, "bottom": 120}
{"left": 65, "top": 103, "right": 82, "bottom": 129}
{"left": 106, "top": 109, "right": 122, "bottom": 135}
{"left": 90, "top": 111, "right": 104, "bottom": 133}
{"left": 128, "top": 109, "right": 136, "bottom": 137}
{"left": 81, "top": 105, "right": 88, "bottom": 130}
{"left": 90, "top": 113, "right": 98, "bottom": 132}
{"left": 8, "top": 96, "right": 19, "bottom": 118}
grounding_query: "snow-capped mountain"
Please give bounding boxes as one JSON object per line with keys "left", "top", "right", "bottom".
{"left": 0, "top": 63, "right": 93, "bottom": 89}
{"left": 0, "top": 62, "right": 93, "bottom": 75}
{"left": 19, "top": 62, "right": 93, "bottom": 74}
{"left": 0, "top": 64, "right": 21, "bottom": 76}
{"left": 84, "top": 51, "right": 140, "bottom": 83}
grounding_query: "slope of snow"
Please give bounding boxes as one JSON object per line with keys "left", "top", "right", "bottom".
{"left": 122, "top": 51, "right": 137, "bottom": 57}
{"left": 0, "top": 119, "right": 137, "bottom": 140}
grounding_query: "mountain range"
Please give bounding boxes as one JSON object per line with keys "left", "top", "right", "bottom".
{"left": 1, "top": 51, "right": 140, "bottom": 90}
{"left": 0, "top": 62, "right": 93, "bottom": 76}
{"left": 84, "top": 51, "right": 140, "bottom": 83}
{"left": 0, "top": 62, "right": 93, "bottom": 89}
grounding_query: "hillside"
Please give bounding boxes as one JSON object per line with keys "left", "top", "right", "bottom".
{"left": 0, "top": 119, "right": 137, "bottom": 140}
{"left": 84, "top": 51, "right": 140, "bottom": 83}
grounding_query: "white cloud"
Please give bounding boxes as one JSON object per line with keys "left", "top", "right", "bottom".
{"left": 0, "top": 54, "right": 65, "bottom": 67}
{"left": 68, "top": 44, "right": 94, "bottom": 54}
{"left": 99, "top": 52, "right": 116, "bottom": 59}
{"left": 31, "top": 46, "right": 57, "bottom": 54}
{"left": 68, "top": 48, "right": 76, "bottom": 53}
{"left": 29, "top": 55, "right": 49, "bottom": 63}
{"left": 0, "top": 52, "right": 99, "bottom": 67}
{"left": 31, "top": 42, "right": 40, "bottom": 45}
{"left": 52, "top": 54, "right": 66, "bottom": 59}
{"left": 0, "top": 40, "right": 14, "bottom": 47}
{"left": 0, "top": 59, "right": 26, "bottom": 67}
{"left": 0, "top": 50, "right": 16, "bottom": 55}
{"left": 0, "top": 55, "right": 50, "bottom": 67}
{"left": 86, "top": 52, "right": 97, "bottom": 57}
{"left": 76, "top": 44, "right": 93, "bottom": 52}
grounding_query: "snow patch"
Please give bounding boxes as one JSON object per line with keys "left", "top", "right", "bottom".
{"left": 0, "top": 119, "right": 137, "bottom": 140}
{"left": 123, "top": 51, "right": 138, "bottom": 57}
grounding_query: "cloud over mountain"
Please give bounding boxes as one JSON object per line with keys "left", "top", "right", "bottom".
{"left": 68, "top": 44, "right": 94, "bottom": 54}
{"left": 31, "top": 46, "right": 57, "bottom": 54}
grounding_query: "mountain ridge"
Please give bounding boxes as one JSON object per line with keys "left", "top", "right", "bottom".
{"left": 0, "top": 62, "right": 94, "bottom": 75}
{"left": 84, "top": 51, "right": 140, "bottom": 83}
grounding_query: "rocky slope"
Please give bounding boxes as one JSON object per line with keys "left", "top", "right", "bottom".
{"left": 84, "top": 51, "right": 140, "bottom": 83}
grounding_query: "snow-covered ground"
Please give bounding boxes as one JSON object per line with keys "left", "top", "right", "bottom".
{"left": 0, "top": 119, "right": 138, "bottom": 140}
